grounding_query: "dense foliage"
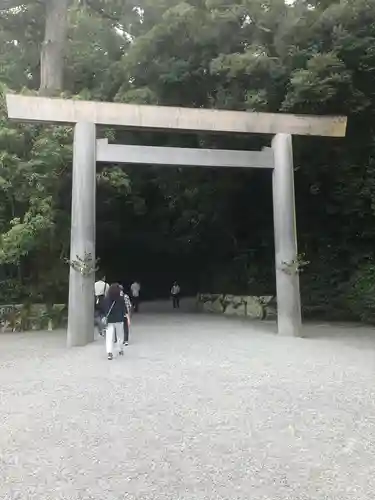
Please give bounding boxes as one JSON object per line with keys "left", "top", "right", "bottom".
{"left": 1, "top": 0, "right": 375, "bottom": 319}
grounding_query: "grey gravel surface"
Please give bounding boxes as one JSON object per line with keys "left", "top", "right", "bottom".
{"left": 1, "top": 313, "right": 375, "bottom": 499}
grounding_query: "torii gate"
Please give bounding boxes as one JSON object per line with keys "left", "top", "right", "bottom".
{"left": 6, "top": 95, "right": 347, "bottom": 347}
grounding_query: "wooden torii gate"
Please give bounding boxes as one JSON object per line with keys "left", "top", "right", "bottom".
{"left": 6, "top": 94, "right": 347, "bottom": 347}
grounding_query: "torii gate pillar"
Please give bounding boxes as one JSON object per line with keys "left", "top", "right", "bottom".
{"left": 67, "top": 122, "right": 96, "bottom": 347}
{"left": 272, "top": 134, "right": 302, "bottom": 336}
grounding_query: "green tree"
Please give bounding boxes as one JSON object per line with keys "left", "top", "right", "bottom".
{"left": 2, "top": 0, "right": 375, "bottom": 321}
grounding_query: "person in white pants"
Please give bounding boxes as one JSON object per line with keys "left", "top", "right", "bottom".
{"left": 106, "top": 322, "right": 125, "bottom": 359}
{"left": 103, "top": 283, "right": 128, "bottom": 360}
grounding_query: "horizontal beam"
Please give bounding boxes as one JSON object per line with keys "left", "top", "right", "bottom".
{"left": 6, "top": 94, "right": 347, "bottom": 137}
{"left": 96, "top": 140, "right": 274, "bottom": 168}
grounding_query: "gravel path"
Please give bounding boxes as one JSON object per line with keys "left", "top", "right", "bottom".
{"left": 1, "top": 313, "right": 375, "bottom": 499}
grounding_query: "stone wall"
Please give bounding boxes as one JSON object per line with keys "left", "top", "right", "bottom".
{"left": 0, "top": 303, "right": 67, "bottom": 332}
{"left": 197, "top": 294, "right": 276, "bottom": 320}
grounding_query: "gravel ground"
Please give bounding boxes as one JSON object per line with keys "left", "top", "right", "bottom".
{"left": 1, "top": 313, "right": 375, "bottom": 499}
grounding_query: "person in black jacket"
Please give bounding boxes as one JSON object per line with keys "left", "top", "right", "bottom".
{"left": 103, "top": 283, "right": 128, "bottom": 360}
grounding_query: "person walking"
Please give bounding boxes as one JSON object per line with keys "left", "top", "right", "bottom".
{"left": 94, "top": 275, "right": 109, "bottom": 336}
{"left": 120, "top": 285, "right": 132, "bottom": 346}
{"left": 103, "top": 283, "right": 128, "bottom": 360}
{"left": 130, "top": 281, "right": 141, "bottom": 313}
{"left": 171, "top": 282, "right": 181, "bottom": 309}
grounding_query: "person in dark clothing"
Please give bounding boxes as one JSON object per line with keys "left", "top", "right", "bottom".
{"left": 171, "top": 282, "right": 181, "bottom": 309}
{"left": 103, "top": 283, "right": 128, "bottom": 360}
{"left": 130, "top": 281, "right": 141, "bottom": 312}
{"left": 120, "top": 285, "right": 131, "bottom": 346}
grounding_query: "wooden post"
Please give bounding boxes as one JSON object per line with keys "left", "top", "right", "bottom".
{"left": 67, "top": 122, "right": 96, "bottom": 347}
{"left": 272, "top": 133, "right": 302, "bottom": 336}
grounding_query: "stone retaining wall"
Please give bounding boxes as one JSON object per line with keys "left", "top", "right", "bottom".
{"left": 0, "top": 303, "right": 67, "bottom": 332}
{"left": 197, "top": 294, "right": 276, "bottom": 320}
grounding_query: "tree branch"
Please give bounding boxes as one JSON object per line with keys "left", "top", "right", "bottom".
{"left": 84, "top": 0, "right": 126, "bottom": 27}
{"left": 0, "top": 0, "right": 26, "bottom": 9}
{"left": 0, "top": 0, "right": 43, "bottom": 11}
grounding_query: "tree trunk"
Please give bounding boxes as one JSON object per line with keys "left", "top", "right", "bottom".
{"left": 39, "top": 0, "right": 69, "bottom": 96}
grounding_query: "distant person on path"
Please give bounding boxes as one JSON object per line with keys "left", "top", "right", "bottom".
{"left": 120, "top": 285, "right": 132, "bottom": 346}
{"left": 130, "top": 281, "right": 141, "bottom": 312}
{"left": 103, "top": 283, "right": 128, "bottom": 360}
{"left": 94, "top": 275, "right": 109, "bottom": 336}
{"left": 171, "top": 282, "right": 181, "bottom": 309}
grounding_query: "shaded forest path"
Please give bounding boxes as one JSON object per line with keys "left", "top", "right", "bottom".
{"left": 1, "top": 313, "right": 375, "bottom": 499}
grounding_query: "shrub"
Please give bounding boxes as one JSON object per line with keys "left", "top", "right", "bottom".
{"left": 346, "top": 260, "right": 375, "bottom": 323}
